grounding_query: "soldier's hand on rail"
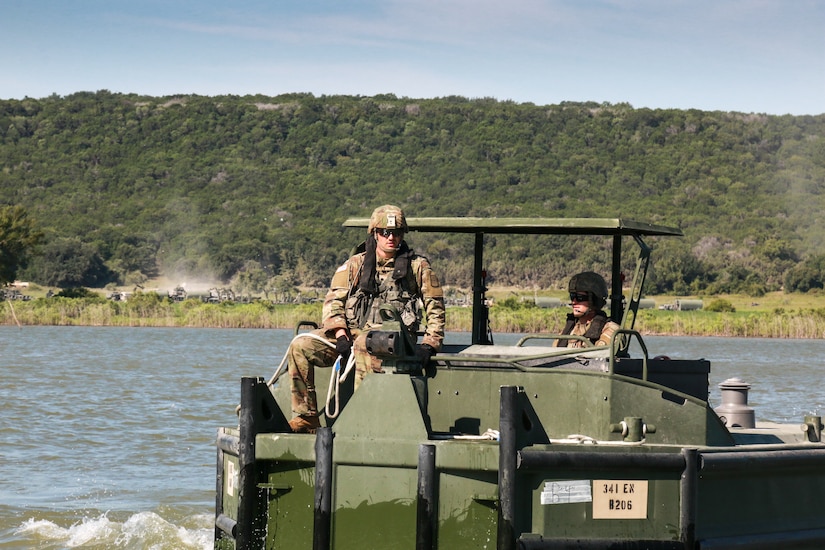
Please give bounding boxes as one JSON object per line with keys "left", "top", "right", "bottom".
{"left": 416, "top": 344, "right": 437, "bottom": 378}
{"left": 335, "top": 335, "right": 352, "bottom": 359}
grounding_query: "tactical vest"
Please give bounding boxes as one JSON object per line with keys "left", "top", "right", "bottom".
{"left": 345, "top": 255, "right": 422, "bottom": 333}
{"left": 557, "top": 311, "right": 610, "bottom": 347}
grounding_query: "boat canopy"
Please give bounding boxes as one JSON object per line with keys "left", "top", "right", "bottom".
{"left": 344, "top": 217, "right": 683, "bottom": 237}
{"left": 343, "top": 217, "right": 683, "bottom": 345}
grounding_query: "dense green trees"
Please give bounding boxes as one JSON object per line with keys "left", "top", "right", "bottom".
{"left": 0, "top": 205, "right": 43, "bottom": 285}
{"left": 1, "top": 91, "right": 824, "bottom": 294}
{"left": 784, "top": 255, "right": 825, "bottom": 292}
{"left": 27, "top": 236, "right": 114, "bottom": 288}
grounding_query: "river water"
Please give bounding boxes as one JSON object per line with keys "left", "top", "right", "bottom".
{"left": 1, "top": 326, "right": 823, "bottom": 549}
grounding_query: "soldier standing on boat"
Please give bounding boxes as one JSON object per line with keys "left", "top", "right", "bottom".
{"left": 555, "top": 271, "right": 620, "bottom": 348}
{"left": 287, "top": 205, "right": 446, "bottom": 433}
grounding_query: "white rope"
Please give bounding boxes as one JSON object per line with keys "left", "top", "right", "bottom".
{"left": 325, "top": 353, "right": 356, "bottom": 419}
{"left": 452, "top": 428, "right": 501, "bottom": 440}
{"left": 266, "top": 331, "right": 356, "bottom": 420}
{"left": 548, "top": 434, "right": 646, "bottom": 446}
{"left": 236, "top": 333, "right": 338, "bottom": 417}
{"left": 433, "top": 431, "right": 645, "bottom": 445}
{"left": 267, "top": 332, "right": 336, "bottom": 387}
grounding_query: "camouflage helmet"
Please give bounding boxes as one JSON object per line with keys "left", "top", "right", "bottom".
{"left": 367, "top": 204, "right": 408, "bottom": 234}
{"left": 568, "top": 271, "right": 609, "bottom": 308}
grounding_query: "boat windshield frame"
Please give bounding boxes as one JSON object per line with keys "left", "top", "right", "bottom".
{"left": 343, "top": 217, "right": 683, "bottom": 345}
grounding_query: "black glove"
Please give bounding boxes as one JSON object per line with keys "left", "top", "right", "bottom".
{"left": 416, "top": 344, "right": 437, "bottom": 378}
{"left": 335, "top": 335, "right": 352, "bottom": 358}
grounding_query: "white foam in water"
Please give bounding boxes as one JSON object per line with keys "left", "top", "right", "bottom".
{"left": 16, "top": 513, "right": 212, "bottom": 549}
{"left": 16, "top": 518, "right": 70, "bottom": 540}
{"left": 17, "top": 515, "right": 115, "bottom": 547}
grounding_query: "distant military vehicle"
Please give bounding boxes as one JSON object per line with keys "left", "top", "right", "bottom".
{"left": 1, "top": 288, "right": 31, "bottom": 301}
{"left": 204, "top": 288, "right": 236, "bottom": 303}
{"left": 168, "top": 286, "right": 188, "bottom": 302}
{"left": 106, "top": 291, "right": 130, "bottom": 301}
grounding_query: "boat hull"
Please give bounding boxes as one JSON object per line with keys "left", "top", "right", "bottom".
{"left": 215, "top": 359, "right": 825, "bottom": 549}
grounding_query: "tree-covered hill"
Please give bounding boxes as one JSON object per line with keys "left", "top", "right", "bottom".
{"left": 2, "top": 91, "right": 824, "bottom": 295}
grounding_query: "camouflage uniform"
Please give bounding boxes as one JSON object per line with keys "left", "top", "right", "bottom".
{"left": 563, "top": 313, "right": 620, "bottom": 348}
{"left": 288, "top": 207, "right": 445, "bottom": 418}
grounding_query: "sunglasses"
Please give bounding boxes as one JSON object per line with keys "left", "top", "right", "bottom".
{"left": 375, "top": 228, "right": 404, "bottom": 238}
{"left": 569, "top": 292, "right": 590, "bottom": 303}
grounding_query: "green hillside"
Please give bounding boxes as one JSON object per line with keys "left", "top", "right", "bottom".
{"left": 2, "top": 91, "right": 825, "bottom": 295}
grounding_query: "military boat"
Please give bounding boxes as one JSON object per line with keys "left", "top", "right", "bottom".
{"left": 214, "top": 217, "right": 825, "bottom": 549}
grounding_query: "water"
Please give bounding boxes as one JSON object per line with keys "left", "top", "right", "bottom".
{"left": 1, "top": 327, "right": 823, "bottom": 548}
{"left": 0, "top": 326, "right": 282, "bottom": 550}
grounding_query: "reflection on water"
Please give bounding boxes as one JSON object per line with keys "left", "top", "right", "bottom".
{"left": 1, "top": 326, "right": 823, "bottom": 548}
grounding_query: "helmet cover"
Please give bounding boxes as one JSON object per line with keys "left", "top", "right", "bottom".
{"left": 367, "top": 204, "right": 407, "bottom": 234}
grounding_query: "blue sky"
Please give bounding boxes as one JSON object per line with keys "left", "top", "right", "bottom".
{"left": 2, "top": 0, "right": 823, "bottom": 115}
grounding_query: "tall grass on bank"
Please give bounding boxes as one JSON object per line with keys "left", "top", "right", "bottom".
{"left": 0, "top": 297, "right": 324, "bottom": 329}
{"left": 633, "top": 308, "right": 825, "bottom": 339}
{"left": 5, "top": 297, "right": 825, "bottom": 339}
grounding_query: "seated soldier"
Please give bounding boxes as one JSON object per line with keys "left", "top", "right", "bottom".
{"left": 555, "top": 271, "right": 620, "bottom": 348}
{"left": 286, "top": 205, "right": 445, "bottom": 433}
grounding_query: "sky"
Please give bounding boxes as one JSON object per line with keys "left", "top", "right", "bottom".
{"left": 2, "top": 0, "right": 824, "bottom": 115}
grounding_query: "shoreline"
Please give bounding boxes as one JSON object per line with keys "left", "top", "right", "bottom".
{"left": 3, "top": 298, "right": 825, "bottom": 339}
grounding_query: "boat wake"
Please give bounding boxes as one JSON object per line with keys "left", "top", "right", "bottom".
{"left": 14, "top": 511, "right": 212, "bottom": 549}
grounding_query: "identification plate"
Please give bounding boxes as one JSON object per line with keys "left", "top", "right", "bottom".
{"left": 540, "top": 480, "right": 592, "bottom": 505}
{"left": 592, "top": 480, "right": 648, "bottom": 519}
{"left": 226, "top": 460, "right": 237, "bottom": 497}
